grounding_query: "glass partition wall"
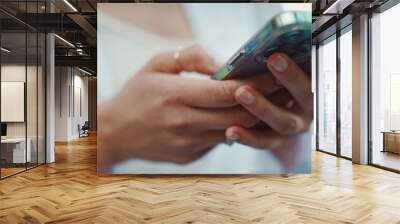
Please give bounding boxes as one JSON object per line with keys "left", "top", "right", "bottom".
{"left": 0, "top": 2, "right": 46, "bottom": 179}
{"left": 315, "top": 0, "right": 400, "bottom": 172}
{"left": 339, "top": 27, "right": 352, "bottom": 159}
{"left": 0, "top": 31, "right": 27, "bottom": 177}
{"left": 370, "top": 3, "right": 400, "bottom": 172}
{"left": 317, "top": 35, "right": 337, "bottom": 155}
{"left": 316, "top": 26, "right": 353, "bottom": 159}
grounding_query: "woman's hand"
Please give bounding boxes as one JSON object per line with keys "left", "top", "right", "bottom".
{"left": 225, "top": 53, "right": 313, "bottom": 168}
{"left": 98, "top": 45, "right": 281, "bottom": 172}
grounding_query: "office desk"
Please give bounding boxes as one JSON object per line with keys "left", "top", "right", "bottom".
{"left": 382, "top": 131, "right": 400, "bottom": 154}
{"left": 1, "top": 138, "right": 31, "bottom": 164}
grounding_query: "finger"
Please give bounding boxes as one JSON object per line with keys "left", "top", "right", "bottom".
{"left": 225, "top": 126, "right": 285, "bottom": 150}
{"left": 235, "top": 85, "right": 308, "bottom": 135}
{"left": 266, "top": 53, "right": 313, "bottom": 113}
{"left": 267, "top": 88, "right": 292, "bottom": 108}
{"left": 143, "top": 45, "right": 219, "bottom": 75}
{"left": 178, "top": 78, "right": 240, "bottom": 108}
{"left": 186, "top": 106, "right": 259, "bottom": 130}
{"left": 191, "top": 131, "right": 226, "bottom": 148}
{"left": 179, "top": 74, "right": 281, "bottom": 108}
{"left": 178, "top": 45, "right": 219, "bottom": 75}
{"left": 172, "top": 146, "right": 213, "bottom": 164}
{"left": 236, "top": 74, "right": 283, "bottom": 96}
{"left": 171, "top": 131, "right": 224, "bottom": 164}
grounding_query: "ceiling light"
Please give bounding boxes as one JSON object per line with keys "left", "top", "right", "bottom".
{"left": 78, "top": 67, "right": 92, "bottom": 76}
{"left": 76, "top": 48, "right": 85, "bottom": 55}
{"left": 54, "top": 34, "right": 75, "bottom": 48}
{"left": 323, "top": 0, "right": 341, "bottom": 14}
{"left": 63, "top": 0, "right": 78, "bottom": 12}
{"left": 1, "top": 47, "right": 11, "bottom": 53}
{"left": 322, "top": 0, "right": 354, "bottom": 15}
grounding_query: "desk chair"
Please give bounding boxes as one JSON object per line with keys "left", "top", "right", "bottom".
{"left": 79, "top": 121, "right": 90, "bottom": 138}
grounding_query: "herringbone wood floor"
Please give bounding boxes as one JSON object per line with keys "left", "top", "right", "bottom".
{"left": 1, "top": 135, "right": 400, "bottom": 224}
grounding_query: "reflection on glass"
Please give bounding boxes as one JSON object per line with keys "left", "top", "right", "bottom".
{"left": 27, "top": 31, "right": 38, "bottom": 169}
{"left": 1, "top": 31, "right": 27, "bottom": 177}
{"left": 317, "top": 37, "right": 337, "bottom": 154}
{"left": 371, "top": 3, "right": 400, "bottom": 171}
{"left": 0, "top": 1, "right": 47, "bottom": 179}
{"left": 340, "top": 29, "right": 352, "bottom": 158}
{"left": 38, "top": 33, "right": 46, "bottom": 165}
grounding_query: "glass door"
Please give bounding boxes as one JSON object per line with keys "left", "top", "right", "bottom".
{"left": 339, "top": 27, "right": 352, "bottom": 158}
{"left": 0, "top": 1, "right": 47, "bottom": 179}
{"left": 370, "top": 3, "right": 400, "bottom": 171}
{"left": 317, "top": 35, "right": 337, "bottom": 154}
{"left": 1, "top": 31, "right": 28, "bottom": 178}
{"left": 27, "top": 30, "right": 38, "bottom": 170}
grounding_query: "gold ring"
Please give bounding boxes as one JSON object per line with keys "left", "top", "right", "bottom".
{"left": 173, "top": 46, "right": 183, "bottom": 72}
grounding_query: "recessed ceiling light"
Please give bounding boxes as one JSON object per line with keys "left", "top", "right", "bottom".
{"left": 54, "top": 34, "right": 75, "bottom": 48}
{"left": 1, "top": 47, "right": 11, "bottom": 53}
{"left": 63, "top": 0, "right": 78, "bottom": 12}
{"left": 323, "top": 0, "right": 354, "bottom": 15}
{"left": 78, "top": 67, "right": 93, "bottom": 76}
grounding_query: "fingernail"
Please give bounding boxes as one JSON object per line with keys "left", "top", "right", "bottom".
{"left": 236, "top": 87, "right": 254, "bottom": 105}
{"left": 290, "top": 118, "right": 300, "bottom": 132}
{"left": 227, "top": 132, "right": 239, "bottom": 141}
{"left": 269, "top": 54, "right": 288, "bottom": 72}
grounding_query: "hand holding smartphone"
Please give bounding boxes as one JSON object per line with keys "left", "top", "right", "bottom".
{"left": 212, "top": 11, "right": 311, "bottom": 81}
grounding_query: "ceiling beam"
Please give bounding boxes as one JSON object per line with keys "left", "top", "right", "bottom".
{"left": 67, "top": 14, "right": 96, "bottom": 37}
{"left": 55, "top": 55, "right": 96, "bottom": 71}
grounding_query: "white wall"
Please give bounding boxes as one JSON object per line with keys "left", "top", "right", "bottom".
{"left": 1, "top": 65, "right": 26, "bottom": 138}
{"left": 54, "top": 67, "right": 89, "bottom": 141}
{"left": 54, "top": 67, "right": 69, "bottom": 141}
{"left": 1, "top": 65, "right": 38, "bottom": 138}
{"left": 72, "top": 73, "right": 89, "bottom": 138}
{"left": 1, "top": 82, "right": 25, "bottom": 122}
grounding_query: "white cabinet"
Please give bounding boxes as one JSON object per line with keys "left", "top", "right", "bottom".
{"left": 1, "top": 138, "right": 32, "bottom": 163}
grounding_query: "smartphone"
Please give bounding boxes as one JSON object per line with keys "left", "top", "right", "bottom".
{"left": 212, "top": 11, "right": 311, "bottom": 80}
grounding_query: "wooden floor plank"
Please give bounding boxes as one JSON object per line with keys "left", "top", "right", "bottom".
{"left": 1, "top": 135, "right": 400, "bottom": 224}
